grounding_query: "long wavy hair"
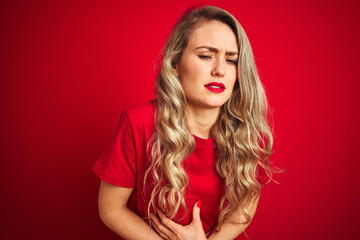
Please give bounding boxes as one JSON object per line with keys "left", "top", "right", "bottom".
{"left": 145, "top": 5, "right": 274, "bottom": 229}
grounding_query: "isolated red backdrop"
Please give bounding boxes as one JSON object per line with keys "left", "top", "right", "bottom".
{"left": 1, "top": 0, "right": 360, "bottom": 239}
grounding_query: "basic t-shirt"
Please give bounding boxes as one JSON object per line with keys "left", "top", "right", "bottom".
{"left": 92, "top": 100, "right": 229, "bottom": 237}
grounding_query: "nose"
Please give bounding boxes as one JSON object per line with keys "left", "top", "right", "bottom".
{"left": 211, "top": 58, "right": 225, "bottom": 77}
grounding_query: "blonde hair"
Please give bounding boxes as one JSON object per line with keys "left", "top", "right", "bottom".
{"left": 145, "top": 5, "right": 274, "bottom": 228}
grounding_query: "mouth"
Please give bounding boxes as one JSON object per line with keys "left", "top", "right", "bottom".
{"left": 204, "top": 82, "right": 225, "bottom": 93}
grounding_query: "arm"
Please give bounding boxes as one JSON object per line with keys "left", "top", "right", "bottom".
{"left": 151, "top": 195, "right": 259, "bottom": 240}
{"left": 98, "top": 180, "right": 163, "bottom": 240}
{"left": 208, "top": 195, "right": 260, "bottom": 240}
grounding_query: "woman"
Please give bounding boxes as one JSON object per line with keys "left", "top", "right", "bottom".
{"left": 93, "top": 5, "right": 273, "bottom": 240}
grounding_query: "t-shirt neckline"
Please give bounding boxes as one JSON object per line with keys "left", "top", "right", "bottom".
{"left": 193, "top": 134, "right": 214, "bottom": 148}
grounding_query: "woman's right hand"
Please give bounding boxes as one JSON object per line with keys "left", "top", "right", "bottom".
{"left": 150, "top": 201, "right": 207, "bottom": 240}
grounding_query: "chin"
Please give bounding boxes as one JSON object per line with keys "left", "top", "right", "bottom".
{"left": 187, "top": 97, "right": 230, "bottom": 110}
{"left": 211, "top": 97, "right": 230, "bottom": 106}
{"left": 203, "top": 100, "right": 228, "bottom": 109}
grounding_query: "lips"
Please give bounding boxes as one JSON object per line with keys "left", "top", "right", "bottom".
{"left": 204, "top": 82, "right": 225, "bottom": 93}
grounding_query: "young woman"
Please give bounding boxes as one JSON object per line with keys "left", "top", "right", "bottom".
{"left": 93, "top": 6, "right": 273, "bottom": 240}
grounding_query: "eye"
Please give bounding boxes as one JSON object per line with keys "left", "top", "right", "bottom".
{"left": 226, "top": 59, "right": 238, "bottom": 65}
{"left": 198, "top": 55, "right": 212, "bottom": 60}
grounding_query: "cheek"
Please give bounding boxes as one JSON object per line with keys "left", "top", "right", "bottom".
{"left": 179, "top": 63, "right": 207, "bottom": 85}
{"left": 225, "top": 78, "right": 238, "bottom": 100}
{"left": 228, "top": 70, "right": 238, "bottom": 89}
{"left": 183, "top": 59, "right": 201, "bottom": 73}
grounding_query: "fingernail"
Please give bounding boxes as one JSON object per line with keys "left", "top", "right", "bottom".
{"left": 197, "top": 201, "right": 201, "bottom": 208}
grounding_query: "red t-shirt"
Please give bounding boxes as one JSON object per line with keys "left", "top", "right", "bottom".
{"left": 93, "top": 100, "right": 232, "bottom": 237}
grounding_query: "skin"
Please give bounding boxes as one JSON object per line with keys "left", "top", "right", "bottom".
{"left": 149, "top": 203, "right": 206, "bottom": 240}
{"left": 174, "top": 20, "right": 239, "bottom": 139}
{"left": 151, "top": 197, "right": 259, "bottom": 240}
{"left": 98, "top": 181, "right": 163, "bottom": 240}
{"left": 97, "top": 20, "right": 259, "bottom": 240}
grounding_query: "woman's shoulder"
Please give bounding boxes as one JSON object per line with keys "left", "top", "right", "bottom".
{"left": 124, "top": 99, "right": 156, "bottom": 118}
{"left": 122, "top": 99, "right": 156, "bottom": 129}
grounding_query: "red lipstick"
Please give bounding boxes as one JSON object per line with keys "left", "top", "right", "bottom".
{"left": 204, "top": 82, "right": 225, "bottom": 93}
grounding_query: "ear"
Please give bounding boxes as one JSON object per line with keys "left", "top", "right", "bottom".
{"left": 173, "top": 64, "right": 179, "bottom": 77}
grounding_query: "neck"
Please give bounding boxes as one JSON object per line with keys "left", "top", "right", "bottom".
{"left": 185, "top": 104, "right": 220, "bottom": 139}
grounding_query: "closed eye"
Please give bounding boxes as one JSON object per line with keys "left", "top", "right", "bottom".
{"left": 226, "top": 59, "right": 238, "bottom": 65}
{"left": 198, "top": 55, "right": 212, "bottom": 60}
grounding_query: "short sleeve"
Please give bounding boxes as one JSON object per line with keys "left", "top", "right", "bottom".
{"left": 92, "top": 111, "right": 136, "bottom": 188}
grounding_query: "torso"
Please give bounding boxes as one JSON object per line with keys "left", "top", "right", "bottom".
{"left": 93, "top": 100, "right": 225, "bottom": 233}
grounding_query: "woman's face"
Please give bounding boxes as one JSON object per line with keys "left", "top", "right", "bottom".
{"left": 174, "top": 20, "right": 238, "bottom": 111}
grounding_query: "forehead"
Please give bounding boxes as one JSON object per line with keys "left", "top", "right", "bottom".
{"left": 187, "top": 20, "right": 238, "bottom": 51}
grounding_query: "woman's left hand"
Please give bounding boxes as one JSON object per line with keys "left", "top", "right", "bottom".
{"left": 149, "top": 201, "right": 207, "bottom": 240}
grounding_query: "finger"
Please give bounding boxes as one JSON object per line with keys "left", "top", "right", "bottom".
{"left": 156, "top": 208, "right": 182, "bottom": 236}
{"left": 191, "top": 201, "right": 202, "bottom": 225}
{"left": 150, "top": 213, "right": 176, "bottom": 239}
{"left": 153, "top": 223, "right": 168, "bottom": 239}
{"left": 150, "top": 213, "right": 170, "bottom": 239}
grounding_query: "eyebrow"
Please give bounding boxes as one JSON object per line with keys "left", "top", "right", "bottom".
{"left": 195, "top": 45, "right": 239, "bottom": 56}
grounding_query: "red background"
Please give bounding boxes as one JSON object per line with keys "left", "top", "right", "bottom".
{"left": 1, "top": 0, "right": 360, "bottom": 239}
